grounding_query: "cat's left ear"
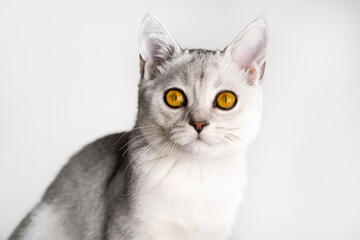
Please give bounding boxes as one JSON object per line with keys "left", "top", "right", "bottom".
{"left": 225, "top": 19, "right": 268, "bottom": 84}
{"left": 139, "top": 14, "right": 181, "bottom": 80}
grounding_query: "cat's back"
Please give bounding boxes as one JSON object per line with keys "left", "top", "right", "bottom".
{"left": 9, "top": 132, "right": 130, "bottom": 240}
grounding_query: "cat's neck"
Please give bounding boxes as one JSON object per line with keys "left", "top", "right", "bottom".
{"left": 131, "top": 142, "right": 246, "bottom": 184}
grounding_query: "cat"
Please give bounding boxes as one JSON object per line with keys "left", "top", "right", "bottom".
{"left": 9, "top": 14, "right": 268, "bottom": 240}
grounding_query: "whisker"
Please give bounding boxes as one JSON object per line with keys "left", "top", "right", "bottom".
{"left": 121, "top": 134, "right": 157, "bottom": 158}
{"left": 216, "top": 127, "right": 241, "bottom": 131}
{"left": 119, "top": 131, "right": 156, "bottom": 154}
{"left": 135, "top": 135, "right": 167, "bottom": 161}
{"left": 132, "top": 142, "right": 172, "bottom": 173}
{"left": 130, "top": 136, "right": 168, "bottom": 188}
{"left": 114, "top": 125, "right": 159, "bottom": 145}
{"left": 123, "top": 135, "right": 167, "bottom": 176}
{"left": 157, "top": 152, "right": 179, "bottom": 184}
{"left": 226, "top": 133, "right": 241, "bottom": 141}
{"left": 151, "top": 141, "right": 173, "bottom": 171}
{"left": 224, "top": 135, "right": 234, "bottom": 143}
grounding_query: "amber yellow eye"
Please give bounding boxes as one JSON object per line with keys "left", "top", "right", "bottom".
{"left": 215, "top": 91, "right": 237, "bottom": 110}
{"left": 165, "top": 89, "right": 186, "bottom": 108}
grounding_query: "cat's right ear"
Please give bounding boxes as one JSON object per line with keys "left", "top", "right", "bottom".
{"left": 224, "top": 19, "right": 268, "bottom": 85}
{"left": 139, "top": 14, "right": 181, "bottom": 80}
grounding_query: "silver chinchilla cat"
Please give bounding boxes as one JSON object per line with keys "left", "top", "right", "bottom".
{"left": 9, "top": 14, "right": 268, "bottom": 240}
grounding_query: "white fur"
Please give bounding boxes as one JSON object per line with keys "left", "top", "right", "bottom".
{"left": 130, "top": 150, "right": 247, "bottom": 239}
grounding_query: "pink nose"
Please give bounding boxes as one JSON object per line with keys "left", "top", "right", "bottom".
{"left": 189, "top": 121, "right": 208, "bottom": 133}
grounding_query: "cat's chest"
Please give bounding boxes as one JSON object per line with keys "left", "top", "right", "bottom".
{"left": 131, "top": 154, "right": 247, "bottom": 238}
{"left": 136, "top": 154, "right": 245, "bottom": 197}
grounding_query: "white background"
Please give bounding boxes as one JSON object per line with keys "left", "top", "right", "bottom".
{"left": 1, "top": 0, "right": 360, "bottom": 239}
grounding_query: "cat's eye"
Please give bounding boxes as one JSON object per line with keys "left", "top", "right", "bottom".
{"left": 215, "top": 91, "right": 237, "bottom": 110}
{"left": 164, "top": 89, "right": 186, "bottom": 108}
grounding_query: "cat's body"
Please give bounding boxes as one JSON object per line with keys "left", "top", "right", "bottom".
{"left": 9, "top": 134, "right": 124, "bottom": 240}
{"left": 9, "top": 132, "right": 245, "bottom": 240}
{"left": 9, "top": 14, "right": 268, "bottom": 240}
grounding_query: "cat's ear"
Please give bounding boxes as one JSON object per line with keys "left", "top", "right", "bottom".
{"left": 139, "top": 14, "right": 181, "bottom": 80}
{"left": 225, "top": 19, "right": 268, "bottom": 84}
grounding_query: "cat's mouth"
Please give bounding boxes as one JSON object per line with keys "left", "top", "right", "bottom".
{"left": 168, "top": 131, "right": 216, "bottom": 154}
{"left": 193, "top": 135, "right": 211, "bottom": 145}
{"left": 177, "top": 134, "right": 215, "bottom": 155}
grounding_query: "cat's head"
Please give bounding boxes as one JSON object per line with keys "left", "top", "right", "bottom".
{"left": 135, "top": 14, "right": 267, "bottom": 157}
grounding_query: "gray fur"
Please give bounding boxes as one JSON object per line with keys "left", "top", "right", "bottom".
{"left": 9, "top": 14, "right": 267, "bottom": 239}
{"left": 9, "top": 133, "right": 132, "bottom": 239}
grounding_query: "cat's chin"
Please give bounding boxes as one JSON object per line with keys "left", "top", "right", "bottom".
{"left": 179, "top": 138, "right": 222, "bottom": 156}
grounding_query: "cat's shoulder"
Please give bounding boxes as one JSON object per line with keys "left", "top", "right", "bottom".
{"left": 67, "top": 132, "right": 128, "bottom": 170}
{"left": 42, "top": 132, "right": 130, "bottom": 202}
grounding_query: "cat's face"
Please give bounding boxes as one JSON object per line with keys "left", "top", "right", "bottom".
{"left": 136, "top": 15, "right": 267, "bottom": 157}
